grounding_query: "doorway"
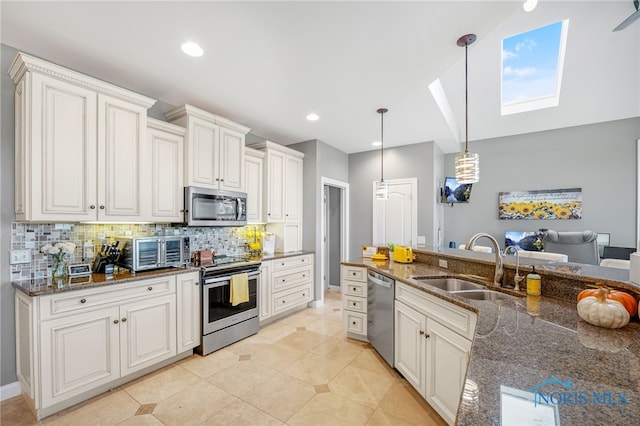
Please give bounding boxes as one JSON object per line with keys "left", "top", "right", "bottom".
{"left": 372, "top": 178, "right": 418, "bottom": 247}
{"left": 321, "top": 177, "right": 349, "bottom": 292}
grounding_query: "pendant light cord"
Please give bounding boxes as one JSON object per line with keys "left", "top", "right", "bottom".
{"left": 464, "top": 41, "right": 469, "bottom": 154}
{"left": 377, "top": 108, "right": 388, "bottom": 182}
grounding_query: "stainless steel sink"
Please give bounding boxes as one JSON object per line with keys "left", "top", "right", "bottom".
{"left": 415, "top": 277, "right": 486, "bottom": 292}
{"left": 449, "top": 289, "right": 519, "bottom": 302}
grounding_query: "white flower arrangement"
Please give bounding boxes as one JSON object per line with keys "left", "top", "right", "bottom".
{"left": 40, "top": 242, "right": 76, "bottom": 256}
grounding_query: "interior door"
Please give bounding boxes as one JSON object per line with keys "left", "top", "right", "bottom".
{"left": 373, "top": 178, "right": 418, "bottom": 247}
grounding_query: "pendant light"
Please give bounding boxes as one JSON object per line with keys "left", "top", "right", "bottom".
{"left": 455, "top": 33, "right": 480, "bottom": 184}
{"left": 375, "top": 108, "right": 389, "bottom": 199}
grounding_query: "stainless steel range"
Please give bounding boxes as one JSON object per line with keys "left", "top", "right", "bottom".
{"left": 198, "top": 256, "right": 262, "bottom": 356}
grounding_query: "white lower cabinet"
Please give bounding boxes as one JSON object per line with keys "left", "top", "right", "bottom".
{"left": 15, "top": 272, "right": 198, "bottom": 420}
{"left": 341, "top": 265, "right": 368, "bottom": 341}
{"left": 395, "top": 282, "right": 477, "bottom": 425}
{"left": 259, "top": 254, "right": 313, "bottom": 323}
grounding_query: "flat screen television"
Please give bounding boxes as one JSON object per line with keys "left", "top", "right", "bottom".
{"left": 505, "top": 231, "right": 544, "bottom": 251}
{"left": 441, "top": 177, "right": 472, "bottom": 203}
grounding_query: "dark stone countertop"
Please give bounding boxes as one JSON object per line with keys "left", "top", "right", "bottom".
{"left": 12, "top": 266, "right": 201, "bottom": 297}
{"left": 343, "top": 258, "right": 640, "bottom": 426}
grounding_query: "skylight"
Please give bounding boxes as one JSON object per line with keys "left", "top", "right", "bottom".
{"left": 501, "top": 20, "right": 569, "bottom": 115}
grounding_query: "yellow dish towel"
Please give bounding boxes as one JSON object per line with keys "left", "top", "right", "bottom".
{"left": 230, "top": 273, "right": 249, "bottom": 306}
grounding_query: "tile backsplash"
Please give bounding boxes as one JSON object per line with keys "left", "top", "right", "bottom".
{"left": 10, "top": 222, "right": 264, "bottom": 280}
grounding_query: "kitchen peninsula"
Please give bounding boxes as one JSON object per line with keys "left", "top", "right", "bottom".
{"left": 342, "top": 247, "right": 640, "bottom": 425}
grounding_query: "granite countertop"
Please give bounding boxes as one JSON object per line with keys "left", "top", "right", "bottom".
{"left": 12, "top": 266, "right": 200, "bottom": 297}
{"left": 13, "top": 251, "right": 315, "bottom": 297}
{"left": 343, "top": 258, "right": 640, "bottom": 425}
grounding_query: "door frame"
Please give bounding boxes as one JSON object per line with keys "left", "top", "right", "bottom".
{"left": 372, "top": 177, "right": 418, "bottom": 247}
{"left": 320, "top": 177, "right": 350, "bottom": 294}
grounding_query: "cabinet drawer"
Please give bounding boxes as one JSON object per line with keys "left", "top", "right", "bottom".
{"left": 40, "top": 276, "right": 176, "bottom": 320}
{"left": 341, "top": 265, "right": 366, "bottom": 283}
{"left": 344, "top": 311, "right": 367, "bottom": 335}
{"left": 272, "top": 285, "right": 311, "bottom": 315}
{"left": 396, "top": 282, "right": 477, "bottom": 340}
{"left": 272, "top": 254, "right": 313, "bottom": 271}
{"left": 343, "top": 295, "right": 367, "bottom": 313}
{"left": 272, "top": 266, "right": 312, "bottom": 292}
{"left": 342, "top": 281, "right": 367, "bottom": 298}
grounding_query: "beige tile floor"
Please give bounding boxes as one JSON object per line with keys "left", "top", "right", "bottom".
{"left": 1, "top": 290, "right": 447, "bottom": 426}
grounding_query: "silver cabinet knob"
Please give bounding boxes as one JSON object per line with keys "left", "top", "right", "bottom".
{"left": 90, "top": 205, "right": 96, "bottom": 210}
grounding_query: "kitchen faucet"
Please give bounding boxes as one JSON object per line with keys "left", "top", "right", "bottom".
{"left": 503, "top": 245, "right": 524, "bottom": 291}
{"left": 465, "top": 233, "right": 503, "bottom": 286}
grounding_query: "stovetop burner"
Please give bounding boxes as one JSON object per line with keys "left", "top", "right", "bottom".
{"left": 201, "top": 255, "right": 261, "bottom": 274}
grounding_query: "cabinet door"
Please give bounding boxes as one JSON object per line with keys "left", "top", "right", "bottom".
{"left": 186, "top": 115, "right": 219, "bottom": 188}
{"left": 120, "top": 295, "right": 176, "bottom": 376}
{"left": 265, "top": 150, "right": 285, "bottom": 222}
{"left": 97, "top": 94, "right": 148, "bottom": 220}
{"left": 218, "top": 126, "right": 245, "bottom": 191}
{"left": 245, "top": 152, "right": 264, "bottom": 223}
{"left": 40, "top": 306, "right": 120, "bottom": 407}
{"left": 149, "top": 125, "right": 184, "bottom": 222}
{"left": 28, "top": 73, "right": 98, "bottom": 221}
{"left": 176, "top": 272, "right": 201, "bottom": 352}
{"left": 259, "top": 261, "right": 272, "bottom": 321}
{"left": 284, "top": 155, "right": 303, "bottom": 222}
{"left": 425, "top": 319, "right": 472, "bottom": 425}
{"left": 394, "top": 301, "right": 426, "bottom": 396}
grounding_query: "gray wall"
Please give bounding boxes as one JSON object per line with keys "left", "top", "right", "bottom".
{"left": 442, "top": 118, "right": 640, "bottom": 249}
{"left": 348, "top": 142, "right": 438, "bottom": 259}
{"left": 1, "top": 43, "right": 19, "bottom": 386}
{"left": 328, "top": 186, "right": 341, "bottom": 287}
{"left": 289, "top": 139, "right": 349, "bottom": 300}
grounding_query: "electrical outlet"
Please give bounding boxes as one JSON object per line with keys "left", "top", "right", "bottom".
{"left": 10, "top": 249, "right": 32, "bottom": 264}
{"left": 438, "top": 259, "right": 448, "bottom": 269}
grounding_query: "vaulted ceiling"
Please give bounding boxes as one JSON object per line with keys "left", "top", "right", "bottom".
{"left": 2, "top": 1, "right": 639, "bottom": 154}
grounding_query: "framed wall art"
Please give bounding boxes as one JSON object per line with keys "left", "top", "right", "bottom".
{"left": 499, "top": 188, "right": 582, "bottom": 220}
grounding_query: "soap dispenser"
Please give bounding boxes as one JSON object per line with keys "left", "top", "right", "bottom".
{"left": 526, "top": 266, "right": 541, "bottom": 296}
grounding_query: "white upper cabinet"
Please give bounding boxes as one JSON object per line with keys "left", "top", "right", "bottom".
{"left": 147, "top": 119, "right": 185, "bottom": 222}
{"left": 245, "top": 147, "right": 265, "bottom": 223}
{"left": 250, "top": 141, "right": 304, "bottom": 224}
{"left": 166, "top": 104, "right": 250, "bottom": 192}
{"left": 9, "top": 52, "right": 156, "bottom": 222}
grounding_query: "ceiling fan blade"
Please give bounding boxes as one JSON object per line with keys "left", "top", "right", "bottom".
{"left": 613, "top": 9, "right": 640, "bottom": 31}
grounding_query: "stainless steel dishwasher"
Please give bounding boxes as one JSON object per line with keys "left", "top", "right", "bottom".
{"left": 367, "top": 270, "right": 395, "bottom": 367}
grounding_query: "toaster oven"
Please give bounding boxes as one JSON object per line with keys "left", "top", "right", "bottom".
{"left": 115, "top": 236, "right": 190, "bottom": 271}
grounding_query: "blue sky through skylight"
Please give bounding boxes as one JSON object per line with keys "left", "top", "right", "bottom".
{"left": 502, "top": 21, "right": 563, "bottom": 105}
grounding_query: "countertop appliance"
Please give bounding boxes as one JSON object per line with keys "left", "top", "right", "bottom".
{"left": 393, "top": 246, "right": 413, "bottom": 263}
{"left": 115, "top": 236, "right": 190, "bottom": 272}
{"left": 184, "top": 186, "right": 247, "bottom": 227}
{"left": 367, "top": 270, "right": 395, "bottom": 367}
{"left": 198, "top": 256, "right": 262, "bottom": 355}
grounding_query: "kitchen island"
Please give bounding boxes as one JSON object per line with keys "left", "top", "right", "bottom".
{"left": 343, "top": 250, "right": 640, "bottom": 425}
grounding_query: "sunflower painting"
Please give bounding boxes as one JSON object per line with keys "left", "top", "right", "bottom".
{"left": 498, "top": 188, "right": 582, "bottom": 220}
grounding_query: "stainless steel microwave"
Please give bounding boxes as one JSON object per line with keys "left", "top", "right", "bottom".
{"left": 184, "top": 187, "right": 247, "bottom": 227}
{"left": 115, "top": 236, "right": 190, "bottom": 271}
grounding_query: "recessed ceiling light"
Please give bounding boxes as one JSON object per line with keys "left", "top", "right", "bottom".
{"left": 306, "top": 113, "right": 319, "bottom": 121}
{"left": 372, "top": 141, "right": 382, "bottom": 147}
{"left": 523, "top": 0, "right": 538, "bottom": 12}
{"left": 181, "top": 42, "right": 203, "bottom": 57}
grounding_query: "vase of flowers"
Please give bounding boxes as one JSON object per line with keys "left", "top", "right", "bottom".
{"left": 41, "top": 242, "right": 76, "bottom": 278}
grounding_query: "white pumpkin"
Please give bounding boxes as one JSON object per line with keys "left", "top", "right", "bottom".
{"left": 577, "top": 288, "right": 630, "bottom": 329}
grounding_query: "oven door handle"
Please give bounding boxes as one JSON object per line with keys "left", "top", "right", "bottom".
{"left": 236, "top": 198, "right": 243, "bottom": 220}
{"left": 203, "top": 271, "right": 260, "bottom": 286}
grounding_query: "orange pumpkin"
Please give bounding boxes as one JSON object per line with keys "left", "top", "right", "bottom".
{"left": 577, "top": 288, "right": 638, "bottom": 317}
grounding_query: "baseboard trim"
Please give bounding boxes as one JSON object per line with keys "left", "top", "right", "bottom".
{"left": 1, "top": 381, "right": 21, "bottom": 401}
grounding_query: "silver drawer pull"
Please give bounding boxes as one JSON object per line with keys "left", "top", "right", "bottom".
{"left": 80, "top": 298, "right": 87, "bottom": 304}
{"left": 148, "top": 287, "right": 153, "bottom": 291}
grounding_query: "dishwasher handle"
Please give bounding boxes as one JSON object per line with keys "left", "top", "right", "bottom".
{"left": 368, "top": 273, "right": 393, "bottom": 289}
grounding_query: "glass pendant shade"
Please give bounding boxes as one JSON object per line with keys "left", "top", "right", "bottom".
{"left": 455, "top": 151, "right": 480, "bottom": 184}
{"left": 375, "top": 180, "right": 388, "bottom": 199}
